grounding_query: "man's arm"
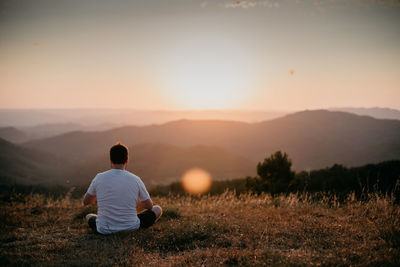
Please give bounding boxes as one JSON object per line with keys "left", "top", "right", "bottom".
{"left": 83, "top": 193, "right": 96, "bottom": 206}
{"left": 138, "top": 197, "right": 153, "bottom": 210}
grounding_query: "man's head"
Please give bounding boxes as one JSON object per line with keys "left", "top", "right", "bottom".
{"left": 110, "top": 142, "right": 129, "bottom": 165}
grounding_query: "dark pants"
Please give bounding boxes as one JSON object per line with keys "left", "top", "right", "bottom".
{"left": 88, "top": 210, "right": 157, "bottom": 232}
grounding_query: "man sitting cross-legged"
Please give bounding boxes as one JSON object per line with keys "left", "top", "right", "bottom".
{"left": 83, "top": 142, "right": 162, "bottom": 234}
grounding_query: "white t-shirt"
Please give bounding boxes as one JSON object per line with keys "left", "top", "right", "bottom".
{"left": 87, "top": 169, "right": 150, "bottom": 234}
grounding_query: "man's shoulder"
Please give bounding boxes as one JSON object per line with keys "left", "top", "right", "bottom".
{"left": 95, "top": 169, "right": 113, "bottom": 178}
{"left": 123, "top": 170, "right": 142, "bottom": 181}
{"left": 95, "top": 169, "right": 142, "bottom": 183}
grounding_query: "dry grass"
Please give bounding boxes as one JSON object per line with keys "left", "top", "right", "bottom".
{"left": 1, "top": 191, "right": 399, "bottom": 266}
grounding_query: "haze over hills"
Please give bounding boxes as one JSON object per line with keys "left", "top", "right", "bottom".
{"left": 24, "top": 110, "right": 400, "bottom": 174}
{"left": 0, "top": 109, "right": 287, "bottom": 127}
{"left": 0, "top": 109, "right": 287, "bottom": 143}
{"left": 1, "top": 107, "right": 399, "bottom": 129}
{"left": 330, "top": 107, "right": 400, "bottom": 120}
{"left": 0, "top": 124, "right": 86, "bottom": 144}
{"left": 1, "top": 107, "right": 399, "bottom": 144}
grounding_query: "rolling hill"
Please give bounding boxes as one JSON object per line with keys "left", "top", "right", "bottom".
{"left": 0, "top": 127, "right": 30, "bottom": 143}
{"left": 0, "top": 139, "right": 255, "bottom": 186}
{"left": 0, "top": 123, "right": 121, "bottom": 144}
{"left": 69, "top": 144, "right": 256, "bottom": 186}
{"left": 0, "top": 138, "right": 69, "bottom": 185}
{"left": 24, "top": 110, "right": 400, "bottom": 172}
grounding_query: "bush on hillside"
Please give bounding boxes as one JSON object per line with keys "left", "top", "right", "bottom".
{"left": 247, "top": 151, "right": 295, "bottom": 195}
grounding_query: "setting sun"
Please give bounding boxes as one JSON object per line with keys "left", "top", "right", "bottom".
{"left": 160, "top": 34, "right": 257, "bottom": 109}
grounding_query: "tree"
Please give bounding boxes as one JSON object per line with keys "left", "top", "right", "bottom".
{"left": 255, "top": 151, "right": 295, "bottom": 194}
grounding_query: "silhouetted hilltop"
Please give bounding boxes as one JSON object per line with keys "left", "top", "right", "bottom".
{"left": 24, "top": 110, "right": 400, "bottom": 171}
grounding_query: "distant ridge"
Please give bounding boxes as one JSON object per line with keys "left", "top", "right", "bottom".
{"left": 0, "top": 109, "right": 286, "bottom": 127}
{"left": 330, "top": 107, "right": 400, "bottom": 120}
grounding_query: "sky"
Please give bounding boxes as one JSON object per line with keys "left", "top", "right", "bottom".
{"left": 0, "top": 0, "right": 399, "bottom": 110}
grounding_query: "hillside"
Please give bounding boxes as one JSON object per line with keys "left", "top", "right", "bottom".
{"left": 0, "top": 138, "right": 69, "bottom": 185}
{"left": 69, "top": 144, "right": 256, "bottom": 186}
{"left": 1, "top": 192, "right": 398, "bottom": 266}
{"left": 24, "top": 110, "right": 400, "bottom": 171}
{"left": 0, "top": 140, "right": 256, "bottom": 185}
{"left": 0, "top": 127, "right": 29, "bottom": 143}
{"left": 0, "top": 123, "right": 122, "bottom": 144}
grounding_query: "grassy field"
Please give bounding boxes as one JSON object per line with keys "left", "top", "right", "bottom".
{"left": 1, "top": 190, "right": 399, "bottom": 266}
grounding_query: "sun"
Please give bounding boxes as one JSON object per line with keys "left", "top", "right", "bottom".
{"left": 161, "top": 34, "right": 256, "bottom": 109}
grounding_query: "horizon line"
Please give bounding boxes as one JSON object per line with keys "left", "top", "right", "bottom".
{"left": 0, "top": 106, "right": 399, "bottom": 112}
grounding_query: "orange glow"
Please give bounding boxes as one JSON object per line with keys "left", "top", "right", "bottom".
{"left": 161, "top": 34, "right": 258, "bottom": 109}
{"left": 181, "top": 168, "right": 212, "bottom": 195}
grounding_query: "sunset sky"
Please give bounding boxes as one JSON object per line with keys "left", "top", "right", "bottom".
{"left": 0, "top": 0, "right": 399, "bottom": 110}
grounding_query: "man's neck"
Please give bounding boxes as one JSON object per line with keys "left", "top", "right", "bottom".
{"left": 111, "top": 164, "right": 126, "bottom": 170}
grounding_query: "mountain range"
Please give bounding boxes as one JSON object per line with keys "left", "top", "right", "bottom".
{"left": 1, "top": 110, "right": 399, "bottom": 186}
{"left": 1, "top": 107, "right": 398, "bottom": 144}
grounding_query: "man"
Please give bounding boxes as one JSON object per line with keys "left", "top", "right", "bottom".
{"left": 83, "top": 142, "right": 162, "bottom": 234}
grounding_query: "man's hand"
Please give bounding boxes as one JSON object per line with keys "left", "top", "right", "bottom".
{"left": 83, "top": 193, "right": 96, "bottom": 206}
{"left": 138, "top": 198, "right": 153, "bottom": 210}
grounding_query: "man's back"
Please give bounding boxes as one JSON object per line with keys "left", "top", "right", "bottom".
{"left": 87, "top": 169, "right": 150, "bottom": 234}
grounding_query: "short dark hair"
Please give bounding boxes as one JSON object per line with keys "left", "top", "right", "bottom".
{"left": 110, "top": 142, "right": 129, "bottom": 164}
